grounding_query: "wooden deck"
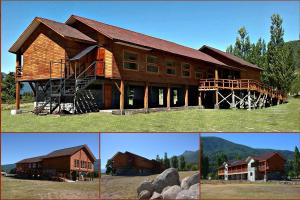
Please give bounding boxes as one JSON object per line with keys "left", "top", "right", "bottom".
{"left": 199, "top": 79, "right": 286, "bottom": 109}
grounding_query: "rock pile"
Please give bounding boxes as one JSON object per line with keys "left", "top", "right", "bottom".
{"left": 137, "top": 168, "right": 199, "bottom": 199}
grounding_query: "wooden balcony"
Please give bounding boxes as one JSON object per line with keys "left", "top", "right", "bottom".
{"left": 199, "top": 78, "right": 285, "bottom": 100}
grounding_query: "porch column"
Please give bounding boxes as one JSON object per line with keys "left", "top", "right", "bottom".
{"left": 120, "top": 80, "right": 124, "bottom": 114}
{"left": 15, "top": 54, "right": 22, "bottom": 110}
{"left": 247, "top": 90, "right": 251, "bottom": 111}
{"left": 214, "top": 68, "right": 219, "bottom": 109}
{"left": 184, "top": 85, "right": 189, "bottom": 107}
{"left": 144, "top": 82, "right": 149, "bottom": 113}
{"left": 198, "top": 91, "right": 202, "bottom": 107}
{"left": 231, "top": 90, "right": 235, "bottom": 108}
{"left": 167, "top": 85, "right": 171, "bottom": 110}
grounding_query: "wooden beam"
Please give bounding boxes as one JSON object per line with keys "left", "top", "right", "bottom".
{"left": 214, "top": 67, "right": 219, "bottom": 109}
{"left": 16, "top": 81, "right": 21, "bottom": 110}
{"left": 184, "top": 85, "right": 189, "bottom": 107}
{"left": 28, "top": 82, "right": 36, "bottom": 97}
{"left": 231, "top": 90, "right": 235, "bottom": 108}
{"left": 114, "top": 81, "right": 121, "bottom": 93}
{"left": 144, "top": 82, "right": 149, "bottom": 112}
{"left": 120, "top": 80, "right": 124, "bottom": 114}
{"left": 198, "top": 91, "right": 202, "bottom": 107}
{"left": 167, "top": 85, "right": 171, "bottom": 110}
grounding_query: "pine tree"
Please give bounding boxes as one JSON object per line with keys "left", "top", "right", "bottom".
{"left": 156, "top": 155, "right": 160, "bottom": 162}
{"left": 263, "top": 14, "right": 296, "bottom": 93}
{"left": 294, "top": 146, "right": 300, "bottom": 177}
{"left": 202, "top": 156, "right": 209, "bottom": 179}
{"left": 171, "top": 156, "right": 179, "bottom": 169}
{"left": 233, "top": 27, "right": 251, "bottom": 60}
{"left": 179, "top": 156, "right": 186, "bottom": 171}
{"left": 164, "top": 152, "right": 170, "bottom": 169}
{"left": 105, "top": 159, "right": 112, "bottom": 175}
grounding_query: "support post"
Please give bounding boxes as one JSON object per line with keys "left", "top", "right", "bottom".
{"left": 247, "top": 90, "right": 251, "bottom": 111}
{"left": 144, "top": 82, "right": 149, "bottom": 113}
{"left": 16, "top": 81, "right": 21, "bottom": 110}
{"left": 12, "top": 54, "right": 22, "bottom": 115}
{"left": 120, "top": 80, "right": 124, "bottom": 114}
{"left": 167, "top": 85, "right": 171, "bottom": 110}
{"left": 184, "top": 85, "right": 189, "bottom": 107}
{"left": 198, "top": 91, "right": 203, "bottom": 108}
{"left": 214, "top": 68, "right": 219, "bottom": 109}
{"left": 231, "top": 90, "right": 235, "bottom": 109}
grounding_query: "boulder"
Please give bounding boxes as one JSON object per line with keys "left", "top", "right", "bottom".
{"left": 176, "top": 184, "right": 199, "bottom": 199}
{"left": 152, "top": 168, "right": 180, "bottom": 193}
{"left": 162, "top": 186, "right": 170, "bottom": 194}
{"left": 162, "top": 185, "right": 182, "bottom": 199}
{"left": 150, "top": 192, "right": 163, "bottom": 200}
{"left": 181, "top": 172, "right": 200, "bottom": 189}
{"left": 139, "top": 190, "right": 152, "bottom": 200}
{"left": 137, "top": 180, "right": 154, "bottom": 194}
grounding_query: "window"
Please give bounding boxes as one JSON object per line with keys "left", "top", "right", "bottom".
{"left": 195, "top": 66, "right": 203, "bottom": 79}
{"left": 182, "top": 63, "right": 191, "bottom": 77}
{"left": 28, "top": 163, "right": 31, "bottom": 168}
{"left": 32, "top": 163, "right": 36, "bottom": 168}
{"left": 146, "top": 55, "right": 159, "bottom": 73}
{"left": 88, "top": 162, "right": 93, "bottom": 169}
{"left": 165, "top": 60, "right": 176, "bottom": 75}
{"left": 74, "top": 160, "right": 80, "bottom": 168}
{"left": 123, "top": 51, "right": 138, "bottom": 70}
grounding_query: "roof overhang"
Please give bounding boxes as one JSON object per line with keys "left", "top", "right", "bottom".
{"left": 114, "top": 41, "right": 152, "bottom": 51}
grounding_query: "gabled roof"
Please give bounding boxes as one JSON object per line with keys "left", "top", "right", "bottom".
{"left": 17, "top": 155, "right": 45, "bottom": 164}
{"left": 16, "top": 144, "right": 96, "bottom": 164}
{"left": 252, "top": 152, "right": 286, "bottom": 161}
{"left": 9, "top": 17, "right": 96, "bottom": 53}
{"left": 111, "top": 151, "right": 161, "bottom": 164}
{"left": 66, "top": 15, "right": 227, "bottom": 67}
{"left": 199, "top": 45, "right": 262, "bottom": 70}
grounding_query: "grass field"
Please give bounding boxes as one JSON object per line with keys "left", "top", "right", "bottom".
{"left": 201, "top": 182, "right": 300, "bottom": 199}
{"left": 2, "top": 97, "right": 299, "bottom": 132}
{"left": 1, "top": 177, "right": 99, "bottom": 199}
{"left": 100, "top": 171, "right": 197, "bottom": 199}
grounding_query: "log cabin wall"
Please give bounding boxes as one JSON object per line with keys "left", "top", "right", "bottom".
{"left": 266, "top": 154, "right": 285, "bottom": 172}
{"left": 20, "top": 23, "right": 93, "bottom": 81}
{"left": 70, "top": 149, "right": 94, "bottom": 172}
{"left": 110, "top": 43, "right": 216, "bottom": 85}
{"left": 42, "top": 156, "right": 70, "bottom": 171}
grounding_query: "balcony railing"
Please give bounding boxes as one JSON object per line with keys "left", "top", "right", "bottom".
{"left": 199, "top": 78, "right": 285, "bottom": 99}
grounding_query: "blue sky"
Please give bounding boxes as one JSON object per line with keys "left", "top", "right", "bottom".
{"left": 2, "top": 1, "right": 299, "bottom": 73}
{"left": 1, "top": 133, "right": 99, "bottom": 165}
{"left": 201, "top": 133, "right": 300, "bottom": 151}
{"left": 100, "top": 133, "right": 199, "bottom": 169}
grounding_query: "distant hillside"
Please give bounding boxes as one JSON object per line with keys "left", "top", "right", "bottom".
{"left": 180, "top": 150, "right": 199, "bottom": 164}
{"left": 286, "top": 40, "right": 300, "bottom": 69}
{"left": 202, "top": 136, "right": 294, "bottom": 162}
{"left": 1, "top": 164, "right": 16, "bottom": 173}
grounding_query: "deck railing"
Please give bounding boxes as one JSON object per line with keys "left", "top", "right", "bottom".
{"left": 199, "top": 78, "right": 285, "bottom": 99}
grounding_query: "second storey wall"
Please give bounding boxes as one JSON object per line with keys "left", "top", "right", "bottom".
{"left": 42, "top": 156, "right": 70, "bottom": 171}
{"left": 70, "top": 149, "right": 94, "bottom": 172}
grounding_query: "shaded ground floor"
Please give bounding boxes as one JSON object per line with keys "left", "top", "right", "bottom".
{"left": 219, "top": 171, "right": 285, "bottom": 181}
{"left": 200, "top": 182, "right": 300, "bottom": 199}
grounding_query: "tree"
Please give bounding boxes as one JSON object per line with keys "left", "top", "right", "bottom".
{"left": 1, "top": 72, "right": 23, "bottom": 103}
{"left": 156, "top": 155, "right": 160, "bottom": 162}
{"left": 263, "top": 14, "right": 296, "bottom": 93}
{"left": 164, "top": 152, "right": 170, "bottom": 169}
{"left": 231, "top": 27, "right": 252, "bottom": 60}
{"left": 216, "top": 153, "right": 228, "bottom": 167}
{"left": 294, "top": 146, "right": 300, "bottom": 177}
{"left": 105, "top": 159, "right": 113, "bottom": 175}
{"left": 171, "top": 156, "right": 179, "bottom": 169}
{"left": 202, "top": 156, "right": 209, "bottom": 179}
{"left": 179, "top": 156, "right": 186, "bottom": 171}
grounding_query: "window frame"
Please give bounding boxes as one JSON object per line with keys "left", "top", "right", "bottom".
{"left": 195, "top": 66, "right": 204, "bottom": 79}
{"left": 123, "top": 50, "right": 139, "bottom": 71}
{"left": 165, "top": 59, "right": 176, "bottom": 76}
{"left": 181, "top": 63, "right": 191, "bottom": 78}
{"left": 146, "top": 55, "right": 159, "bottom": 73}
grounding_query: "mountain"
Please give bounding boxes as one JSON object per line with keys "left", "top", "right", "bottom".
{"left": 180, "top": 150, "right": 199, "bottom": 164}
{"left": 1, "top": 164, "right": 16, "bottom": 173}
{"left": 202, "top": 136, "right": 294, "bottom": 162}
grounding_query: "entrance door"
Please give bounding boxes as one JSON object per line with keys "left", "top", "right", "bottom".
{"left": 104, "top": 84, "right": 112, "bottom": 109}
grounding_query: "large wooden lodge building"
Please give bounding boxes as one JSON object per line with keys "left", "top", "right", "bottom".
{"left": 218, "top": 152, "right": 286, "bottom": 181}
{"left": 16, "top": 144, "right": 96, "bottom": 180}
{"left": 109, "top": 151, "right": 164, "bottom": 175}
{"left": 9, "top": 15, "right": 285, "bottom": 114}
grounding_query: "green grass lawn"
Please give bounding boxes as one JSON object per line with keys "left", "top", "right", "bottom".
{"left": 1, "top": 177, "right": 99, "bottom": 199}
{"left": 2, "top": 97, "right": 299, "bottom": 132}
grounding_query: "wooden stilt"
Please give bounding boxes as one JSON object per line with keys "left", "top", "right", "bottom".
{"left": 16, "top": 81, "right": 21, "bottom": 110}
{"left": 231, "top": 90, "right": 235, "bottom": 108}
{"left": 120, "top": 80, "right": 124, "bottom": 114}
{"left": 167, "top": 85, "right": 171, "bottom": 110}
{"left": 214, "top": 68, "right": 219, "bottom": 109}
{"left": 247, "top": 90, "right": 251, "bottom": 110}
{"left": 198, "top": 91, "right": 202, "bottom": 108}
{"left": 144, "top": 82, "right": 149, "bottom": 113}
{"left": 184, "top": 85, "right": 189, "bottom": 107}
